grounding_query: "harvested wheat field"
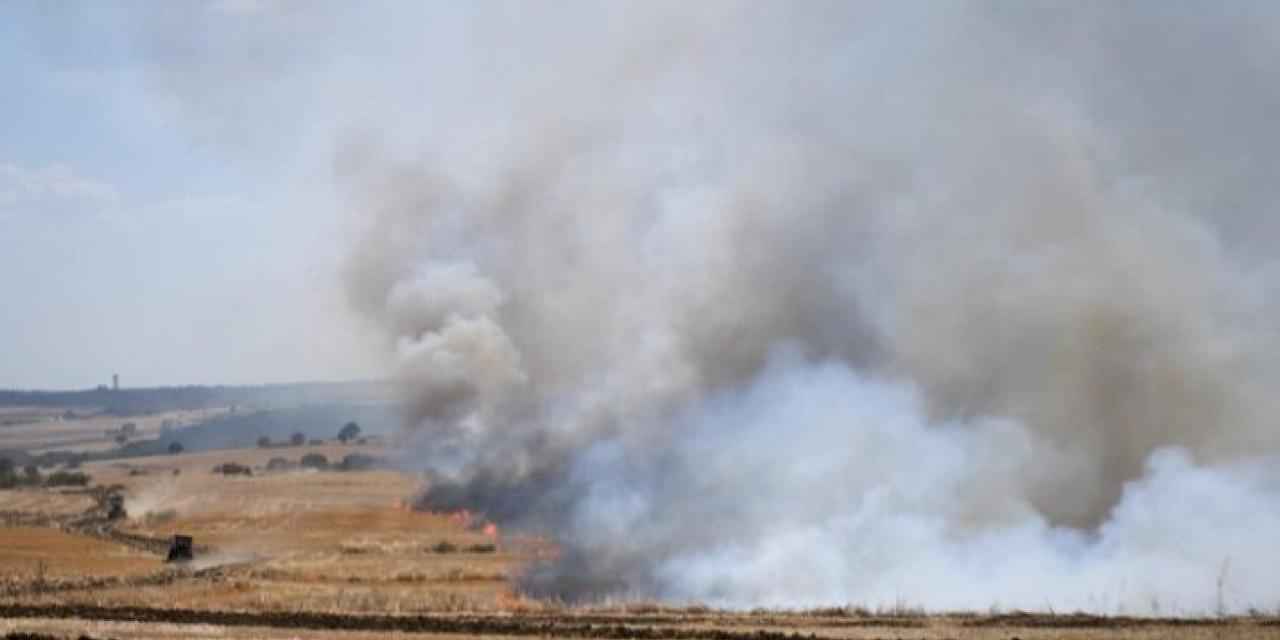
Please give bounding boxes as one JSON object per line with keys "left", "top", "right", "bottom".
{"left": 0, "top": 444, "right": 1274, "bottom": 639}
{"left": 0, "top": 528, "right": 154, "bottom": 580}
{"left": 0, "top": 409, "right": 228, "bottom": 454}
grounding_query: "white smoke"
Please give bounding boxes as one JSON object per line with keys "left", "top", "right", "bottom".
{"left": 564, "top": 356, "right": 1280, "bottom": 612}
{"left": 333, "top": 2, "right": 1280, "bottom": 614}
{"left": 111, "top": 0, "right": 1280, "bottom": 614}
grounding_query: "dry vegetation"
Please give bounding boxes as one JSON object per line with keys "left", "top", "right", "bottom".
{"left": 2, "top": 439, "right": 1277, "bottom": 639}
{"left": 0, "top": 408, "right": 226, "bottom": 454}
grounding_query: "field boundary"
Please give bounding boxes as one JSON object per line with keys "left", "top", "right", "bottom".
{"left": 3, "top": 604, "right": 1278, "bottom": 638}
{"left": 0, "top": 605, "right": 833, "bottom": 639}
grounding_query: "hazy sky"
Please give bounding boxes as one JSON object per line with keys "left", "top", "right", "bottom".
{"left": 1, "top": 1, "right": 632, "bottom": 389}
{"left": 5, "top": 1, "right": 1279, "bottom": 392}
{"left": 0, "top": 2, "right": 389, "bottom": 389}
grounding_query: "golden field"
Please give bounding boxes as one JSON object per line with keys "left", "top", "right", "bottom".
{"left": 0, "top": 407, "right": 227, "bottom": 454}
{"left": 1, "top": 438, "right": 1278, "bottom": 639}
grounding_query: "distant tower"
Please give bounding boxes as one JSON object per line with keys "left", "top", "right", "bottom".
{"left": 112, "top": 374, "right": 119, "bottom": 391}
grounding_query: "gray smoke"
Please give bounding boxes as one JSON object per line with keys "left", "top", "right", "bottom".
{"left": 338, "top": 2, "right": 1280, "bottom": 613}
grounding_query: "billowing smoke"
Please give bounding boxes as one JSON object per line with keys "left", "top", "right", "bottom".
{"left": 341, "top": 2, "right": 1280, "bottom": 613}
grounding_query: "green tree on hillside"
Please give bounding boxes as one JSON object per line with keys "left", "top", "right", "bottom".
{"left": 338, "top": 421, "right": 361, "bottom": 444}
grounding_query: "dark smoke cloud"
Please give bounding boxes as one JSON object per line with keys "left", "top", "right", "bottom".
{"left": 125, "top": 0, "right": 1280, "bottom": 613}
{"left": 338, "top": 2, "right": 1280, "bottom": 611}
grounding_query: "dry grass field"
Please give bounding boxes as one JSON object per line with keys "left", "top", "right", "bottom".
{"left": 2, "top": 440, "right": 1278, "bottom": 639}
{"left": 0, "top": 408, "right": 227, "bottom": 453}
{"left": 0, "top": 528, "right": 155, "bottom": 580}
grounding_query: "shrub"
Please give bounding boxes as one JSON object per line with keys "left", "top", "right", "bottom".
{"left": 337, "top": 453, "right": 379, "bottom": 472}
{"left": 212, "top": 462, "right": 252, "bottom": 476}
{"left": 167, "top": 442, "right": 184, "bottom": 455}
{"left": 465, "top": 543, "right": 497, "bottom": 554}
{"left": 44, "top": 471, "right": 91, "bottom": 487}
{"left": 300, "top": 453, "right": 329, "bottom": 470}
{"left": 430, "top": 541, "right": 458, "bottom": 554}
{"left": 290, "top": 432, "right": 305, "bottom": 446}
{"left": 257, "top": 436, "right": 272, "bottom": 448}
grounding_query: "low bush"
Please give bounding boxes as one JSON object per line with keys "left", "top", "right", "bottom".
{"left": 44, "top": 470, "right": 91, "bottom": 487}
{"left": 337, "top": 453, "right": 382, "bottom": 471}
{"left": 212, "top": 462, "right": 253, "bottom": 476}
{"left": 430, "top": 541, "right": 458, "bottom": 554}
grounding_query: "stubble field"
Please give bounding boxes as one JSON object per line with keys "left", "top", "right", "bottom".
{"left": 1, "top": 439, "right": 1278, "bottom": 639}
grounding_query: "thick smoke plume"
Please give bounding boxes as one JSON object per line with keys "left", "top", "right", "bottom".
{"left": 342, "top": 3, "right": 1280, "bottom": 613}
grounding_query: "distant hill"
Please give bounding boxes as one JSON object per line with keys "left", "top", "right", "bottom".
{"left": 0, "top": 380, "right": 396, "bottom": 415}
{"left": 0, "top": 402, "right": 403, "bottom": 469}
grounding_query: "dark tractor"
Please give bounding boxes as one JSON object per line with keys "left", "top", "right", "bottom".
{"left": 106, "top": 494, "right": 127, "bottom": 520}
{"left": 166, "top": 534, "right": 194, "bottom": 563}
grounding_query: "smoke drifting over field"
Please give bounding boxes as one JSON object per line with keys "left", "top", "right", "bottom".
{"left": 336, "top": 3, "right": 1280, "bottom": 613}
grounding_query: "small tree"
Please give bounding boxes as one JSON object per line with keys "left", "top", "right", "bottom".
{"left": 257, "top": 436, "right": 272, "bottom": 448}
{"left": 338, "top": 421, "right": 361, "bottom": 444}
{"left": 290, "top": 432, "right": 305, "bottom": 447}
{"left": 168, "top": 442, "right": 184, "bottom": 455}
{"left": 22, "top": 465, "right": 40, "bottom": 485}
